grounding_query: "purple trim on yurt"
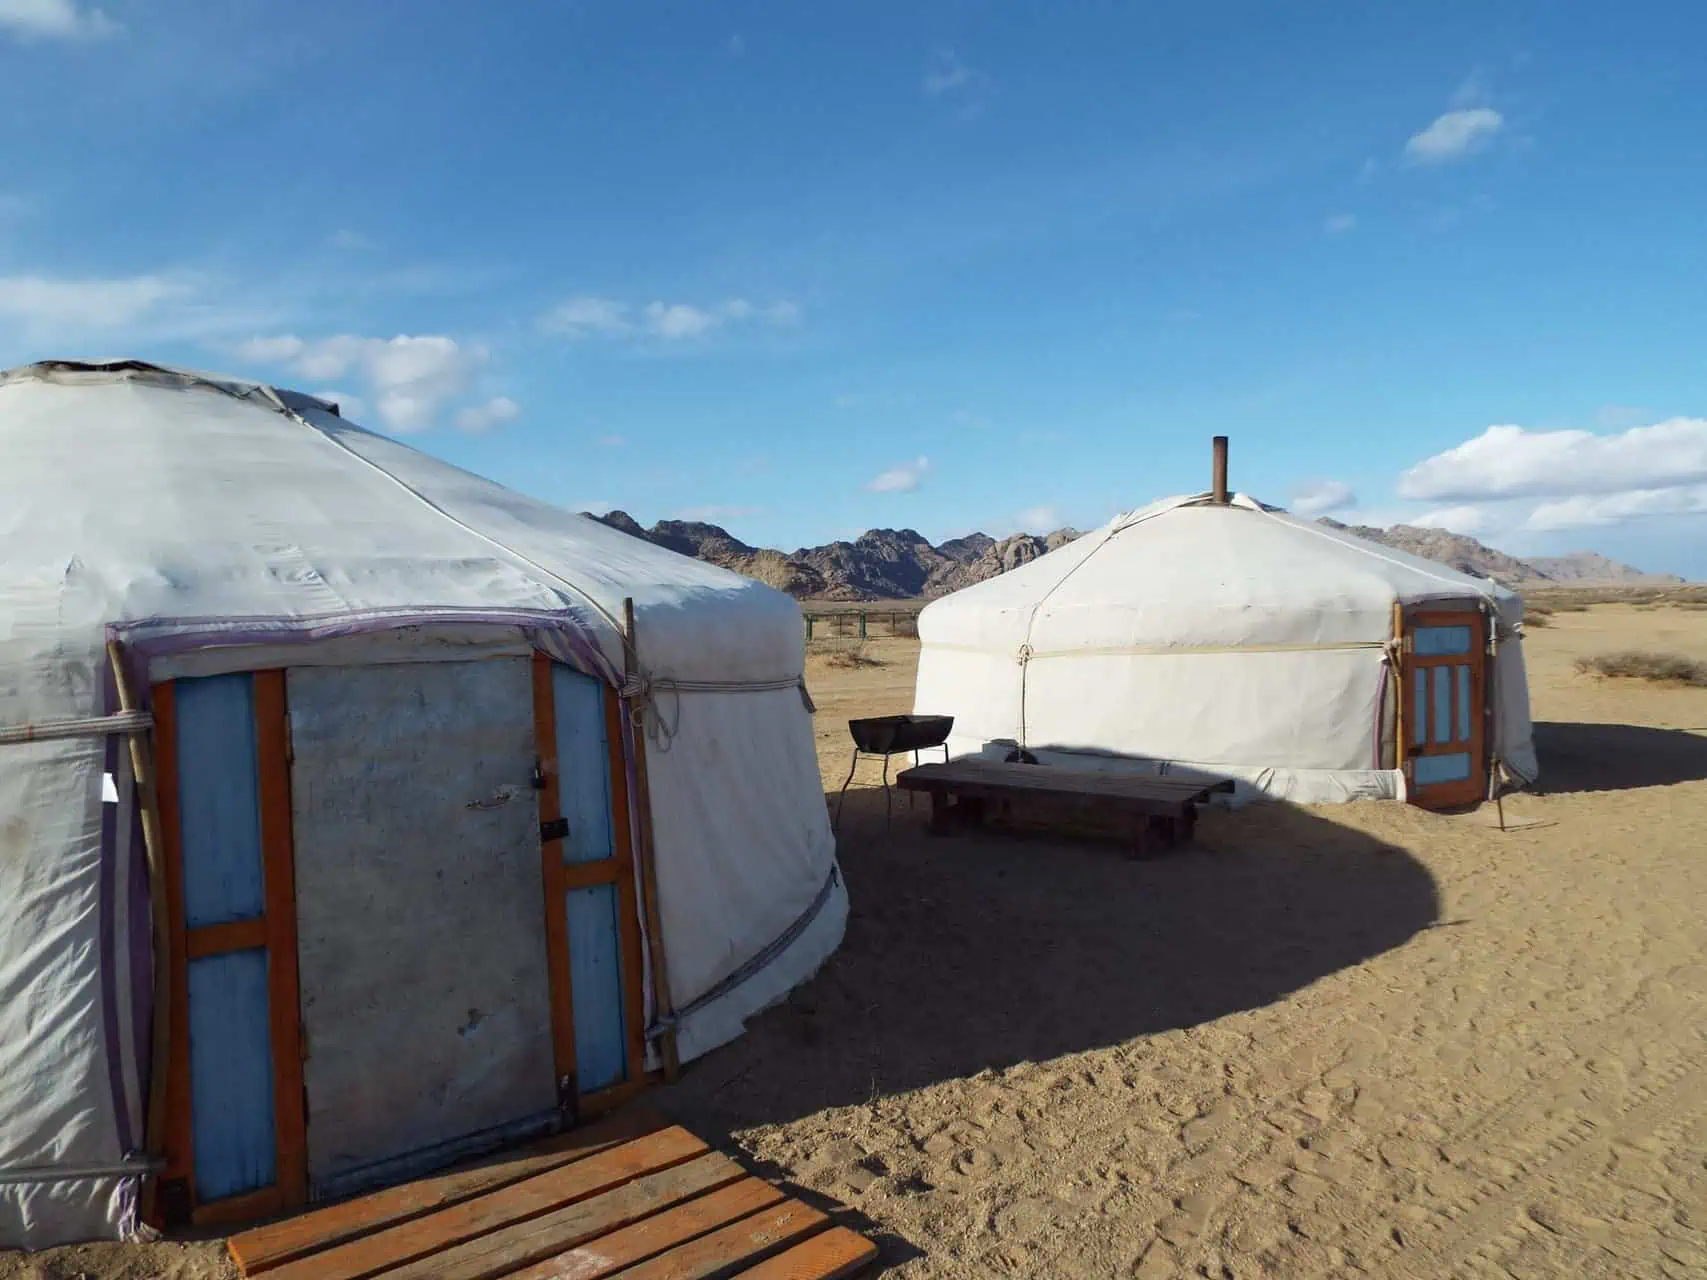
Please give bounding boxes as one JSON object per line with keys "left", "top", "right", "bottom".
{"left": 109, "top": 605, "right": 621, "bottom": 687}
{"left": 98, "top": 667, "right": 136, "bottom": 1155}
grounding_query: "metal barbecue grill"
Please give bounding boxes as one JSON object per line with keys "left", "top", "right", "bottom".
{"left": 834, "top": 714, "right": 954, "bottom": 832}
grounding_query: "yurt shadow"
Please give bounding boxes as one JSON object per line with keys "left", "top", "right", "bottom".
{"left": 661, "top": 782, "right": 1440, "bottom": 1135}
{"left": 1531, "top": 720, "right": 1707, "bottom": 793}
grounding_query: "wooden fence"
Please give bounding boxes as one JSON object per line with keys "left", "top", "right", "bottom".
{"left": 802, "top": 610, "right": 920, "bottom": 641}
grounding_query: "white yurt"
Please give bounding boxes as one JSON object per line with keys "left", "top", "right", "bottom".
{"left": 0, "top": 360, "right": 845, "bottom": 1246}
{"left": 913, "top": 440, "right": 1538, "bottom": 807}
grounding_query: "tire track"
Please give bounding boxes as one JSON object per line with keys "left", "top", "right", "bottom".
{"left": 1368, "top": 1039, "right": 1707, "bottom": 1278}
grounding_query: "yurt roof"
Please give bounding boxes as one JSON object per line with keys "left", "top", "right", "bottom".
{"left": 0, "top": 359, "right": 801, "bottom": 689}
{"left": 920, "top": 491, "right": 1520, "bottom": 654}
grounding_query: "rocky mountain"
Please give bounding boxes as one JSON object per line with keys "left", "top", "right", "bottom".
{"left": 594, "top": 511, "right": 829, "bottom": 597}
{"left": 1524, "top": 552, "right": 1685, "bottom": 586}
{"left": 1317, "top": 520, "right": 1548, "bottom": 585}
{"left": 588, "top": 509, "right": 1676, "bottom": 600}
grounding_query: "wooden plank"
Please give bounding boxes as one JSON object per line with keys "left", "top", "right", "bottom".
{"left": 578, "top": 1078, "right": 651, "bottom": 1123}
{"left": 230, "top": 1107, "right": 663, "bottom": 1275}
{"left": 897, "top": 760, "right": 1228, "bottom": 794}
{"left": 377, "top": 1152, "right": 749, "bottom": 1280}
{"left": 254, "top": 668, "right": 307, "bottom": 1210}
{"left": 614, "top": 1200, "right": 831, "bottom": 1279}
{"left": 185, "top": 916, "right": 268, "bottom": 959}
{"left": 900, "top": 777, "right": 1198, "bottom": 817}
{"left": 604, "top": 685, "right": 649, "bottom": 1089}
{"left": 562, "top": 859, "right": 622, "bottom": 892}
{"left": 257, "top": 1125, "right": 707, "bottom": 1280}
{"left": 150, "top": 679, "right": 196, "bottom": 1219}
{"left": 896, "top": 760, "right": 1230, "bottom": 806}
{"left": 192, "top": 1183, "right": 284, "bottom": 1230}
{"left": 532, "top": 653, "right": 578, "bottom": 1110}
{"left": 734, "top": 1228, "right": 879, "bottom": 1280}
{"left": 504, "top": 1176, "right": 786, "bottom": 1280}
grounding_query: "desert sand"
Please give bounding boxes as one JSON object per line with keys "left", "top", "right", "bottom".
{"left": 7, "top": 602, "right": 1706, "bottom": 1278}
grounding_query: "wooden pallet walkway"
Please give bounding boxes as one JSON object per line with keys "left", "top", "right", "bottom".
{"left": 226, "top": 1108, "right": 877, "bottom": 1280}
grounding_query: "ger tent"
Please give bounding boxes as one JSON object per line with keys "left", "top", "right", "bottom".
{"left": 913, "top": 453, "right": 1537, "bottom": 807}
{"left": 0, "top": 360, "right": 845, "bottom": 1247}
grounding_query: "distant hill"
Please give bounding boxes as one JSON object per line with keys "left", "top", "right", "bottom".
{"left": 1524, "top": 551, "right": 1685, "bottom": 586}
{"left": 1316, "top": 520, "right": 1549, "bottom": 585}
{"left": 588, "top": 509, "right": 1677, "bottom": 600}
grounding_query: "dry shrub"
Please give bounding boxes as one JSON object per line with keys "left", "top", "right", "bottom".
{"left": 822, "top": 641, "right": 886, "bottom": 670}
{"left": 1523, "top": 611, "right": 1552, "bottom": 628}
{"left": 1575, "top": 651, "right": 1707, "bottom": 688}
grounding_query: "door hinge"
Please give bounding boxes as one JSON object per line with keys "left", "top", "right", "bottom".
{"left": 540, "top": 817, "right": 570, "bottom": 843}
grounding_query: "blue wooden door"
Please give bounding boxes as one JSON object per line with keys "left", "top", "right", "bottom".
{"left": 546, "top": 663, "right": 642, "bottom": 1097}
{"left": 167, "top": 674, "right": 278, "bottom": 1207}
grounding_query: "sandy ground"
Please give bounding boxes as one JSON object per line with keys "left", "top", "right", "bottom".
{"left": 8, "top": 604, "right": 1707, "bottom": 1278}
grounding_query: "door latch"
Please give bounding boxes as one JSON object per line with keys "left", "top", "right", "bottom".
{"left": 540, "top": 817, "right": 570, "bottom": 843}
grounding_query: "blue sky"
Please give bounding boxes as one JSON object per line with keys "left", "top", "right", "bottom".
{"left": 4, "top": 1, "right": 1706, "bottom": 577}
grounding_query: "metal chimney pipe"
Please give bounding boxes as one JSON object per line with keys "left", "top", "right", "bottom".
{"left": 1211, "top": 435, "right": 1229, "bottom": 504}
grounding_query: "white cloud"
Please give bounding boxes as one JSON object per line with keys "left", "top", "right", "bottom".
{"left": 597, "top": 433, "right": 627, "bottom": 448}
{"left": 238, "top": 332, "right": 491, "bottom": 432}
{"left": 866, "top": 456, "right": 930, "bottom": 494}
{"left": 645, "top": 301, "right": 720, "bottom": 339}
{"left": 1290, "top": 479, "right": 1357, "bottom": 516}
{"left": 0, "top": 273, "right": 188, "bottom": 332}
{"left": 673, "top": 504, "right": 762, "bottom": 522}
{"left": 1414, "top": 504, "right": 1491, "bottom": 534}
{"left": 1404, "top": 107, "right": 1505, "bottom": 164}
{"left": 0, "top": 0, "right": 118, "bottom": 41}
{"left": 236, "top": 335, "right": 306, "bottom": 363}
{"left": 1357, "top": 158, "right": 1379, "bottom": 184}
{"left": 1323, "top": 213, "right": 1357, "bottom": 234}
{"left": 1398, "top": 419, "right": 1707, "bottom": 502}
{"left": 454, "top": 395, "right": 520, "bottom": 433}
{"left": 1526, "top": 487, "right": 1707, "bottom": 531}
{"left": 923, "top": 49, "right": 981, "bottom": 95}
{"left": 541, "top": 295, "right": 799, "bottom": 342}
{"left": 541, "top": 296, "right": 632, "bottom": 338}
{"left": 1016, "top": 505, "right": 1059, "bottom": 531}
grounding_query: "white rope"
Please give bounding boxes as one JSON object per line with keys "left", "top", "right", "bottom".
{"left": 0, "top": 710, "right": 152, "bottom": 746}
{"left": 618, "top": 674, "right": 818, "bottom": 751}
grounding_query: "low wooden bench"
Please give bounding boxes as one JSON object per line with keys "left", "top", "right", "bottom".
{"left": 895, "top": 759, "right": 1236, "bottom": 857}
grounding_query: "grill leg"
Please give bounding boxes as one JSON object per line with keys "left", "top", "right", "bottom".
{"left": 834, "top": 750, "right": 861, "bottom": 833}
